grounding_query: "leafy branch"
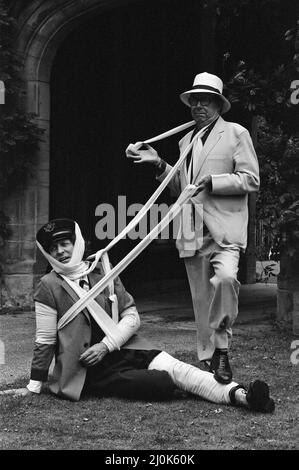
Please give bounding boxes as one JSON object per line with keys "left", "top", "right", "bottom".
{"left": 221, "top": 16, "right": 299, "bottom": 260}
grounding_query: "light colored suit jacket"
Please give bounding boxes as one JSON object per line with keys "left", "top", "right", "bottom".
{"left": 157, "top": 116, "right": 260, "bottom": 257}
{"left": 31, "top": 264, "right": 154, "bottom": 401}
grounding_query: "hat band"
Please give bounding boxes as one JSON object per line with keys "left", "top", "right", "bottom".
{"left": 52, "top": 230, "right": 72, "bottom": 238}
{"left": 191, "top": 85, "right": 221, "bottom": 94}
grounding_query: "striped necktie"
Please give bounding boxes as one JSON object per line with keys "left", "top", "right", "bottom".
{"left": 79, "top": 279, "right": 89, "bottom": 292}
{"left": 186, "top": 118, "right": 219, "bottom": 182}
{"left": 186, "top": 129, "right": 200, "bottom": 182}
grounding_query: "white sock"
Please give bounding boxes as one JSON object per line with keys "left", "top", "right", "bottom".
{"left": 148, "top": 351, "right": 238, "bottom": 405}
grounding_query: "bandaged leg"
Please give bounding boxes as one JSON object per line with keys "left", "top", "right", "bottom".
{"left": 148, "top": 351, "right": 238, "bottom": 405}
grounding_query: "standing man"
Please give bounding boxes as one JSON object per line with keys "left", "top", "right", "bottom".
{"left": 126, "top": 72, "right": 260, "bottom": 384}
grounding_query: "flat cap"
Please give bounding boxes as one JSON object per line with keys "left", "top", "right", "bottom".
{"left": 36, "top": 218, "right": 75, "bottom": 250}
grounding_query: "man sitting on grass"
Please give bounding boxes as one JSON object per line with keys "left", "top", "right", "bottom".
{"left": 4, "top": 219, "right": 274, "bottom": 413}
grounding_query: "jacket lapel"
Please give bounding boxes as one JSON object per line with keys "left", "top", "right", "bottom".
{"left": 179, "top": 130, "right": 193, "bottom": 182}
{"left": 88, "top": 270, "right": 108, "bottom": 310}
{"left": 60, "top": 270, "right": 107, "bottom": 323}
{"left": 61, "top": 279, "right": 80, "bottom": 304}
{"left": 192, "top": 116, "right": 225, "bottom": 183}
{"left": 60, "top": 279, "right": 90, "bottom": 323}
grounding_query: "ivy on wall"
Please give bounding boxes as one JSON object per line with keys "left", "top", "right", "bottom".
{"left": 0, "top": 1, "right": 44, "bottom": 249}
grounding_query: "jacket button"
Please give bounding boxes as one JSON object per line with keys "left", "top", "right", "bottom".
{"left": 84, "top": 343, "right": 89, "bottom": 348}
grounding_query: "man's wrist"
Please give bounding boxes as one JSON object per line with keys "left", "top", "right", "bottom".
{"left": 99, "top": 341, "right": 109, "bottom": 352}
{"left": 101, "top": 337, "right": 114, "bottom": 352}
{"left": 155, "top": 158, "right": 167, "bottom": 174}
{"left": 154, "top": 157, "right": 162, "bottom": 167}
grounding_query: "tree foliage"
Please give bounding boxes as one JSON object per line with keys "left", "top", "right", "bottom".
{"left": 216, "top": 0, "right": 299, "bottom": 259}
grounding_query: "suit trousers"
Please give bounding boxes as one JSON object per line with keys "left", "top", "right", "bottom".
{"left": 184, "top": 239, "right": 240, "bottom": 361}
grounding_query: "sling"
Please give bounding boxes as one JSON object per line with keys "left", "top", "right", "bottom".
{"left": 59, "top": 275, "right": 122, "bottom": 349}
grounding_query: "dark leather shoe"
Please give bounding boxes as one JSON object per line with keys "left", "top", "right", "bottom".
{"left": 210, "top": 348, "right": 233, "bottom": 384}
{"left": 246, "top": 380, "right": 275, "bottom": 413}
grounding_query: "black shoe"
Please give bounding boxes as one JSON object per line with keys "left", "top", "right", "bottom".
{"left": 246, "top": 380, "right": 275, "bottom": 413}
{"left": 210, "top": 348, "right": 233, "bottom": 384}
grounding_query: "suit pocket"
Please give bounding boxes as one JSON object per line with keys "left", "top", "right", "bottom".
{"left": 204, "top": 155, "right": 234, "bottom": 174}
{"left": 208, "top": 154, "right": 229, "bottom": 159}
{"left": 212, "top": 193, "right": 246, "bottom": 212}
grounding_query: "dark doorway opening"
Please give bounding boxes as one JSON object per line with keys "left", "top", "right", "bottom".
{"left": 50, "top": 0, "right": 204, "bottom": 292}
{"left": 50, "top": 0, "right": 209, "bottom": 292}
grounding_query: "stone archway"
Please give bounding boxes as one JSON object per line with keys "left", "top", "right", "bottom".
{"left": 1, "top": 0, "right": 257, "bottom": 309}
{"left": 3, "top": 0, "right": 206, "bottom": 308}
{"left": 1, "top": 0, "right": 147, "bottom": 309}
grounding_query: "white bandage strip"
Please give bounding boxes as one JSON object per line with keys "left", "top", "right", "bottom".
{"left": 148, "top": 351, "right": 238, "bottom": 404}
{"left": 142, "top": 120, "right": 195, "bottom": 144}
{"left": 101, "top": 252, "right": 119, "bottom": 324}
{"left": 35, "top": 302, "right": 57, "bottom": 344}
{"left": 58, "top": 184, "right": 198, "bottom": 330}
{"left": 59, "top": 276, "right": 122, "bottom": 349}
{"left": 59, "top": 121, "right": 212, "bottom": 332}
{"left": 88, "top": 120, "right": 201, "bottom": 257}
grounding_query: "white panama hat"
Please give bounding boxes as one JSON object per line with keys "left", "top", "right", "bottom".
{"left": 180, "top": 72, "right": 231, "bottom": 114}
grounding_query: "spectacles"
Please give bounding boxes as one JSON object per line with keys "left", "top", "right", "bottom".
{"left": 188, "top": 95, "right": 213, "bottom": 107}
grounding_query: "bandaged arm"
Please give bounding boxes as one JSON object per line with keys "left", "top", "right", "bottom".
{"left": 101, "top": 273, "right": 141, "bottom": 352}
{"left": 27, "top": 302, "right": 57, "bottom": 394}
{"left": 27, "top": 302, "right": 141, "bottom": 391}
{"left": 101, "top": 305, "right": 141, "bottom": 352}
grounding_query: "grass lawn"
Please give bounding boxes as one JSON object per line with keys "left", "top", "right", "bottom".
{"left": 0, "top": 313, "right": 298, "bottom": 450}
